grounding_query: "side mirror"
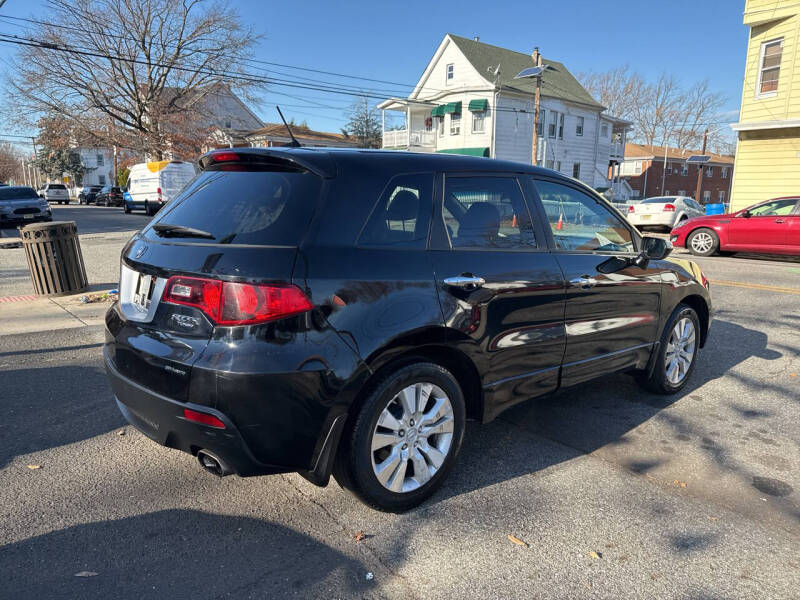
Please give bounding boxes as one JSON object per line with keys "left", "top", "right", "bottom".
{"left": 740, "top": 209, "right": 751, "bottom": 218}
{"left": 641, "top": 236, "right": 672, "bottom": 260}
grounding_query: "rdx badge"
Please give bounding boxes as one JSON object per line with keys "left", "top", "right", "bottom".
{"left": 170, "top": 314, "right": 200, "bottom": 330}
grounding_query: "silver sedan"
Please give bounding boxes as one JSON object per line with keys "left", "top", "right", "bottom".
{"left": 627, "top": 196, "right": 705, "bottom": 231}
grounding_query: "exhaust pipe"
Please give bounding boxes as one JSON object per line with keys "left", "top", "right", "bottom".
{"left": 197, "top": 450, "right": 232, "bottom": 477}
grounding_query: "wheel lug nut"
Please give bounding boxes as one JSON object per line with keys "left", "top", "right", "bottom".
{"left": 399, "top": 430, "right": 404, "bottom": 437}
{"left": 402, "top": 443, "right": 408, "bottom": 450}
{"left": 410, "top": 419, "right": 415, "bottom": 426}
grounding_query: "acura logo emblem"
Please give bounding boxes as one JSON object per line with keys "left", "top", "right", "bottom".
{"left": 134, "top": 246, "right": 147, "bottom": 259}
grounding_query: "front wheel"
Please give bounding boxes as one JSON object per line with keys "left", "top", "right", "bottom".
{"left": 639, "top": 304, "right": 700, "bottom": 395}
{"left": 334, "top": 362, "right": 466, "bottom": 512}
{"left": 687, "top": 228, "right": 718, "bottom": 256}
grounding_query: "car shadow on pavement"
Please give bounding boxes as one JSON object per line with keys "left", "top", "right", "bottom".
{"left": 433, "top": 318, "right": 785, "bottom": 503}
{"left": 0, "top": 364, "right": 122, "bottom": 469}
{"left": 0, "top": 509, "right": 380, "bottom": 599}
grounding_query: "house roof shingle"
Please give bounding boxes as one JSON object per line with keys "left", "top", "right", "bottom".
{"left": 625, "top": 143, "right": 734, "bottom": 165}
{"left": 246, "top": 123, "right": 355, "bottom": 145}
{"left": 447, "top": 34, "right": 603, "bottom": 110}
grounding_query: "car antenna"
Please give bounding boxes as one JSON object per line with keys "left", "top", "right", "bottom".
{"left": 276, "top": 106, "right": 302, "bottom": 147}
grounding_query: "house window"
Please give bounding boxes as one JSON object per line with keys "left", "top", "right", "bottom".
{"left": 537, "top": 109, "right": 546, "bottom": 136}
{"left": 706, "top": 166, "right": 713, "bottom": 177}
{"left": 634, "top": 161, "right": 642, "bottom": 174}
{"left": 678, "top": 190, "right": 686, "bottom": 196}
{"left": 572, "top": 163, "right": 581, "bottom": 179}
{"left": 718, "top": 191, "right": 725, "bottom": 203}
{"left": 96, "top": 153, "right": 104, "bottom": 166}
{"left": 439, "top": 117, "right": 445, "bottom": 137}
{"left": 558, "top": 113, "right": 564, "bottom": 139}
{"left": 450, "top": 113, "right": 461, "bottom": 135}
{"left": 757, "top": 38, "right": 783, "bottom": 96}
{"left": 548, "top": 111, "right": 558, "bottom": 138}
{"left": 664, "top": 190, "right": 670, "bottom": 196}
{"left": 545, "top": 159, "right": 554, "bottom": 169}
{"left": 703, "top": 190, "right": 711, "bottom": 203}
{"left": 631, "top": 189, "right": 640, "bottom": 198}
{"left": 576, "top": 116, "right": 584, "bottom": 136}
{"left": 472, "top": 110, "right": 485, "bottom": 134}
{"left": 721, "top": 166, "right": 729, "bottom": 178}
{"left": 681, "top": 164, "right": 688, "bottom": 176}
{"left": 555, "top": 161, "right": 561, "bottom": 172}
{"left": 446, "top": 63, "right": 454, "bottom": 82}
{"left": 667, "top": 163, "right": 673, "bottom": 175}
{"left": 98, "top": 175, "right": 106, "bottom": 185}
{"left": 601, "top": 123, "right": 609, "bottom": 137}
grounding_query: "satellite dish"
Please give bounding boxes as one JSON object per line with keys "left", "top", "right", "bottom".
{"left": 514, "top": 65, "right": 549, "bottom": 79}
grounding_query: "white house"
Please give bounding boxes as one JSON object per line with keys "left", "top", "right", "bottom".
{"left": 378, "top": 34, "right": 630, "bottom": 193}
{"left": 73, "top": 147, "right": 114, "bottom": 187}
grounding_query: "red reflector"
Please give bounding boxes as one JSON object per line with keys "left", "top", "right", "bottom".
{"left": 664, "top": 203, "right": 676, "bottom": 212}
{"left": 628, "top": 205, "right": 635, "bottom": 213}
{"left": 183, "top": 408, "right": 226, "bottom": 429}
{"left": 163, "top": 276, "right": 312, "bottom": 326}
{"left": 211, "top": 151, "right": 240, "bottom": 162}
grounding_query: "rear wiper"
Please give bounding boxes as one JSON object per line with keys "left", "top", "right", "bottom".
{"left": 152, "top": 224, "right": 215, "bottom": 239}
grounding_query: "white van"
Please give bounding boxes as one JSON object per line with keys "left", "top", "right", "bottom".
{"left": 125, "top": 160, "right": 196, "bottom": 215}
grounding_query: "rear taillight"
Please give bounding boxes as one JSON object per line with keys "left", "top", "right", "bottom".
{"left": 663, "top": 204, "right": 676, "bottom": 212}
{"left": 628, "top": 205, "right": 635, "bottom": 213}
{"left": 157, "top": 187, "right": 162, "bottom": 203}
{"left": 163, "top": 276, "right": 313, "bottom": 326}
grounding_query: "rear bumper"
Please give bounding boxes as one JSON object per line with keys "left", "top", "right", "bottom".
{"left": 104, "top": 349, "right": 290, "bottom": 477}
{"left": 629, "top": 214, "right": 675, "bottom": 227}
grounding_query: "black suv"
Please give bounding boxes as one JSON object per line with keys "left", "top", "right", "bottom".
{"left": 96, "top": 185, "right": 125, "bottom": 207}
{"left": 104, "top": 148, "right": 712, "bottom": 512}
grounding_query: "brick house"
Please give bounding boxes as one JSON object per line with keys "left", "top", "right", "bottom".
{"left": 619, "top": 143, "right": 734, "bottom": 204}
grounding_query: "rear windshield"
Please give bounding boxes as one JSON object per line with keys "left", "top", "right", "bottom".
{"left": 0, "top": 187, "right": 39, "bottom": 201}
{"left": 144, "top": 170, "right": 321, "bottom": 245}
{"left": 48, "top": 184, "right": 67, "bottom": 190}
{"left": 641, "top": 197, "right": 676, "bottom": 204}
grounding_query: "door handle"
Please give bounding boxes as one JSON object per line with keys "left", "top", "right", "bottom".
{"left": 569, "top": 275, "right": 597, "bottom": 289}
{"left": 775, "top": 219, "right": 785, "bottom": 223}
{"left": 444, "top": 275, "right": 486, "bottom": 289}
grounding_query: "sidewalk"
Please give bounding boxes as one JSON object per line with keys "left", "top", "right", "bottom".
{"left": 0, "top": 291, "right": 113, "bottom": 336}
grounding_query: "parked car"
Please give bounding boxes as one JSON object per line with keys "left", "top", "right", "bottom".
{"left": 78, "top": 185, "right": 103, "bottom": 204}
{"left": 0, "top": 186, "right": 52, "bottom": 224}
{"left": 105, "top": 148, "right": 712, "bottom": 512}
{"left": 671, "top": 196, "right": 800, "bottom": 256}
{"left": 70, "top": 185, "right": 83, "bottom": 199}
{"left": 38, "top": 183, "right": 70, "bottom": 204}
{"left": 627, "top": 196, "right": 705, "bottom": 231}
{"left": 126, "top": 160, "right": 196, "bottom": 215}
{"left": 96, "top": 185, "right": 125, "bottom": 207}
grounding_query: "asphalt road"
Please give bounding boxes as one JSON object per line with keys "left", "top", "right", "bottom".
{"left": 0, "top": 203, "right": 152, "bottom": 239}
{"left": 0, "top": 209, "right": 798, "bottom": 598}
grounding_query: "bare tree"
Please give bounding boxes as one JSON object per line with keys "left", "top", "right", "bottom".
{"left": 5, "top": 0, "right": 261, "bottom": 159}
{"left": 0, "top": 144, "right": 24, "bottom": 183}
{"left": 578, "top": 68, "right": 726, "bottom": 150}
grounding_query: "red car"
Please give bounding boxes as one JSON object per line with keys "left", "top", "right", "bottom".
{"left": 671, "top": 196, "right": 800, "bottom": 256}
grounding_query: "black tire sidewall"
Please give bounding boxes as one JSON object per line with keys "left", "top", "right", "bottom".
{"left": 346, "top": 362, "right": 465, "bottom": 512}
{"left": 687, "top": 228, "right": 718, "bottom": 256}
{"left": 650, "top": 305, "right": 700, "bottom": 394}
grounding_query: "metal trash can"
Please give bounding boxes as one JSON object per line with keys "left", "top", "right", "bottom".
{"left": 19, "top": 221, "right": 88, "bottom": 296}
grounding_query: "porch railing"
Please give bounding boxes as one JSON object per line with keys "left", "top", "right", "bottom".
{"left": 382, "top": 129, "right": 436, "bottom": 148}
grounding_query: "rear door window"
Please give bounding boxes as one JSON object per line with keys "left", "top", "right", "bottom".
{"left": 144, "top": 170, "right": 321, "bottom": 246}
{"left": 358, "top": 173, "right": 433, "bottom": 249}
{"left": 442, "top": 175, "right": 537, "bottom": 249}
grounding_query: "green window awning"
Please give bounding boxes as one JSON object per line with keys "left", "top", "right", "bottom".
{"left": 436, "top": 147, "right": 490, "bottom": 157}
{"left": 431, "top": 105, "right": 445, "bottom": 117}
{"left": 442, "top": 101, "right": 462, "bottom": 114}
{"left": 468, "top": 98, "right": 488, "bottom": 112}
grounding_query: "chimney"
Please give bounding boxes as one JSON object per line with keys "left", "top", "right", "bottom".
{"left": 473, "top": 36, "right": 479, "bottom": 41}
{"left": 532, "top": 46, "right": 539, "bottom": 65}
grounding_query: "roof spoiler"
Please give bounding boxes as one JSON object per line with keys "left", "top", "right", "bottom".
{"left": 198, "top": 148, "right": 336, "bottom": 178}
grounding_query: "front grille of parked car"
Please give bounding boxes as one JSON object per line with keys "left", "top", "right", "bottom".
{"left": 14, "top": 207, "right": 39, "bottom": 214}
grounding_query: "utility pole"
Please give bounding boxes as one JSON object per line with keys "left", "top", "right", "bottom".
{"left": 531, "top": 47, "right": 542, "bottom": 166}
{"left": 661, "top": 140, "right": 669, "bottom": 195}
{"left": 694, "top": 128, "right": 708, "bottom": 203}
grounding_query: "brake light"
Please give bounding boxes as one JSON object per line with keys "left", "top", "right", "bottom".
{"left": 628, "top": 205, "right": 635, "bottom": 213}
{"left": 163, "top": 276, "right": 313, "bottom": 325}
{"left": 663, "top": 204, "right": 676, "bottom": 212}
{"left": 183, "top": 408, "right": 226, "bottom": 429}
{"left": 210, "top": 150, "right": 239, "bottom": 162}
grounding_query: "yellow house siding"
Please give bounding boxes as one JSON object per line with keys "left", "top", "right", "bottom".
{"left": 739, "top": 16, "right": 798, "bottom": 123}
{"left": 729, "top": 127, "right": 800, "bottom": 211}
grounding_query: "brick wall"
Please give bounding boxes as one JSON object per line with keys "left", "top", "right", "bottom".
{"left": 624, "top": 160, "right": 733, "bottom": 203}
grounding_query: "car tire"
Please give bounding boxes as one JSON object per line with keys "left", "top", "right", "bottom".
{"left": 687, "top": 228, "right": 718, "bottom": 257}
{"left": 639, "top": 303, "right": 700, "bottom": 395}
{"left": 333, "top": 362, "right": 466, "bottom": 512}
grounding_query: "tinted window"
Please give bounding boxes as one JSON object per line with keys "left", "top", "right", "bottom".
{"left": 535, "top": 180, "right": 634, "bottom": 253}
{"left": 641, "top": 196, "right": 676, "bottom": 204}
{"left": 443, "top": 176, "right": 536, "bottom": 249}
{"left": 0, "top": 187, "right": 39, "bottom": 201}
{"left": 358, "top": 173, "right": 433, "bottom": 249}
{"left": 749, "top": 198, "right": 798, "bottom": 216}
{"left": 48, "top": 184, "right": 67, "bottom": 190}
{"left": 144, "top": 170, "right": 321, "bottom": 246}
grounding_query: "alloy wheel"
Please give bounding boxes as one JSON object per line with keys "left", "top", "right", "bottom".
{"left": 370, "top": 382, "right": 454, "bottom": 493}
{"left": 664, "top": 317, "right": 696, "bottom": 385}
{"left": 691, "top": 232, "right": 713, "bottom": 254}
